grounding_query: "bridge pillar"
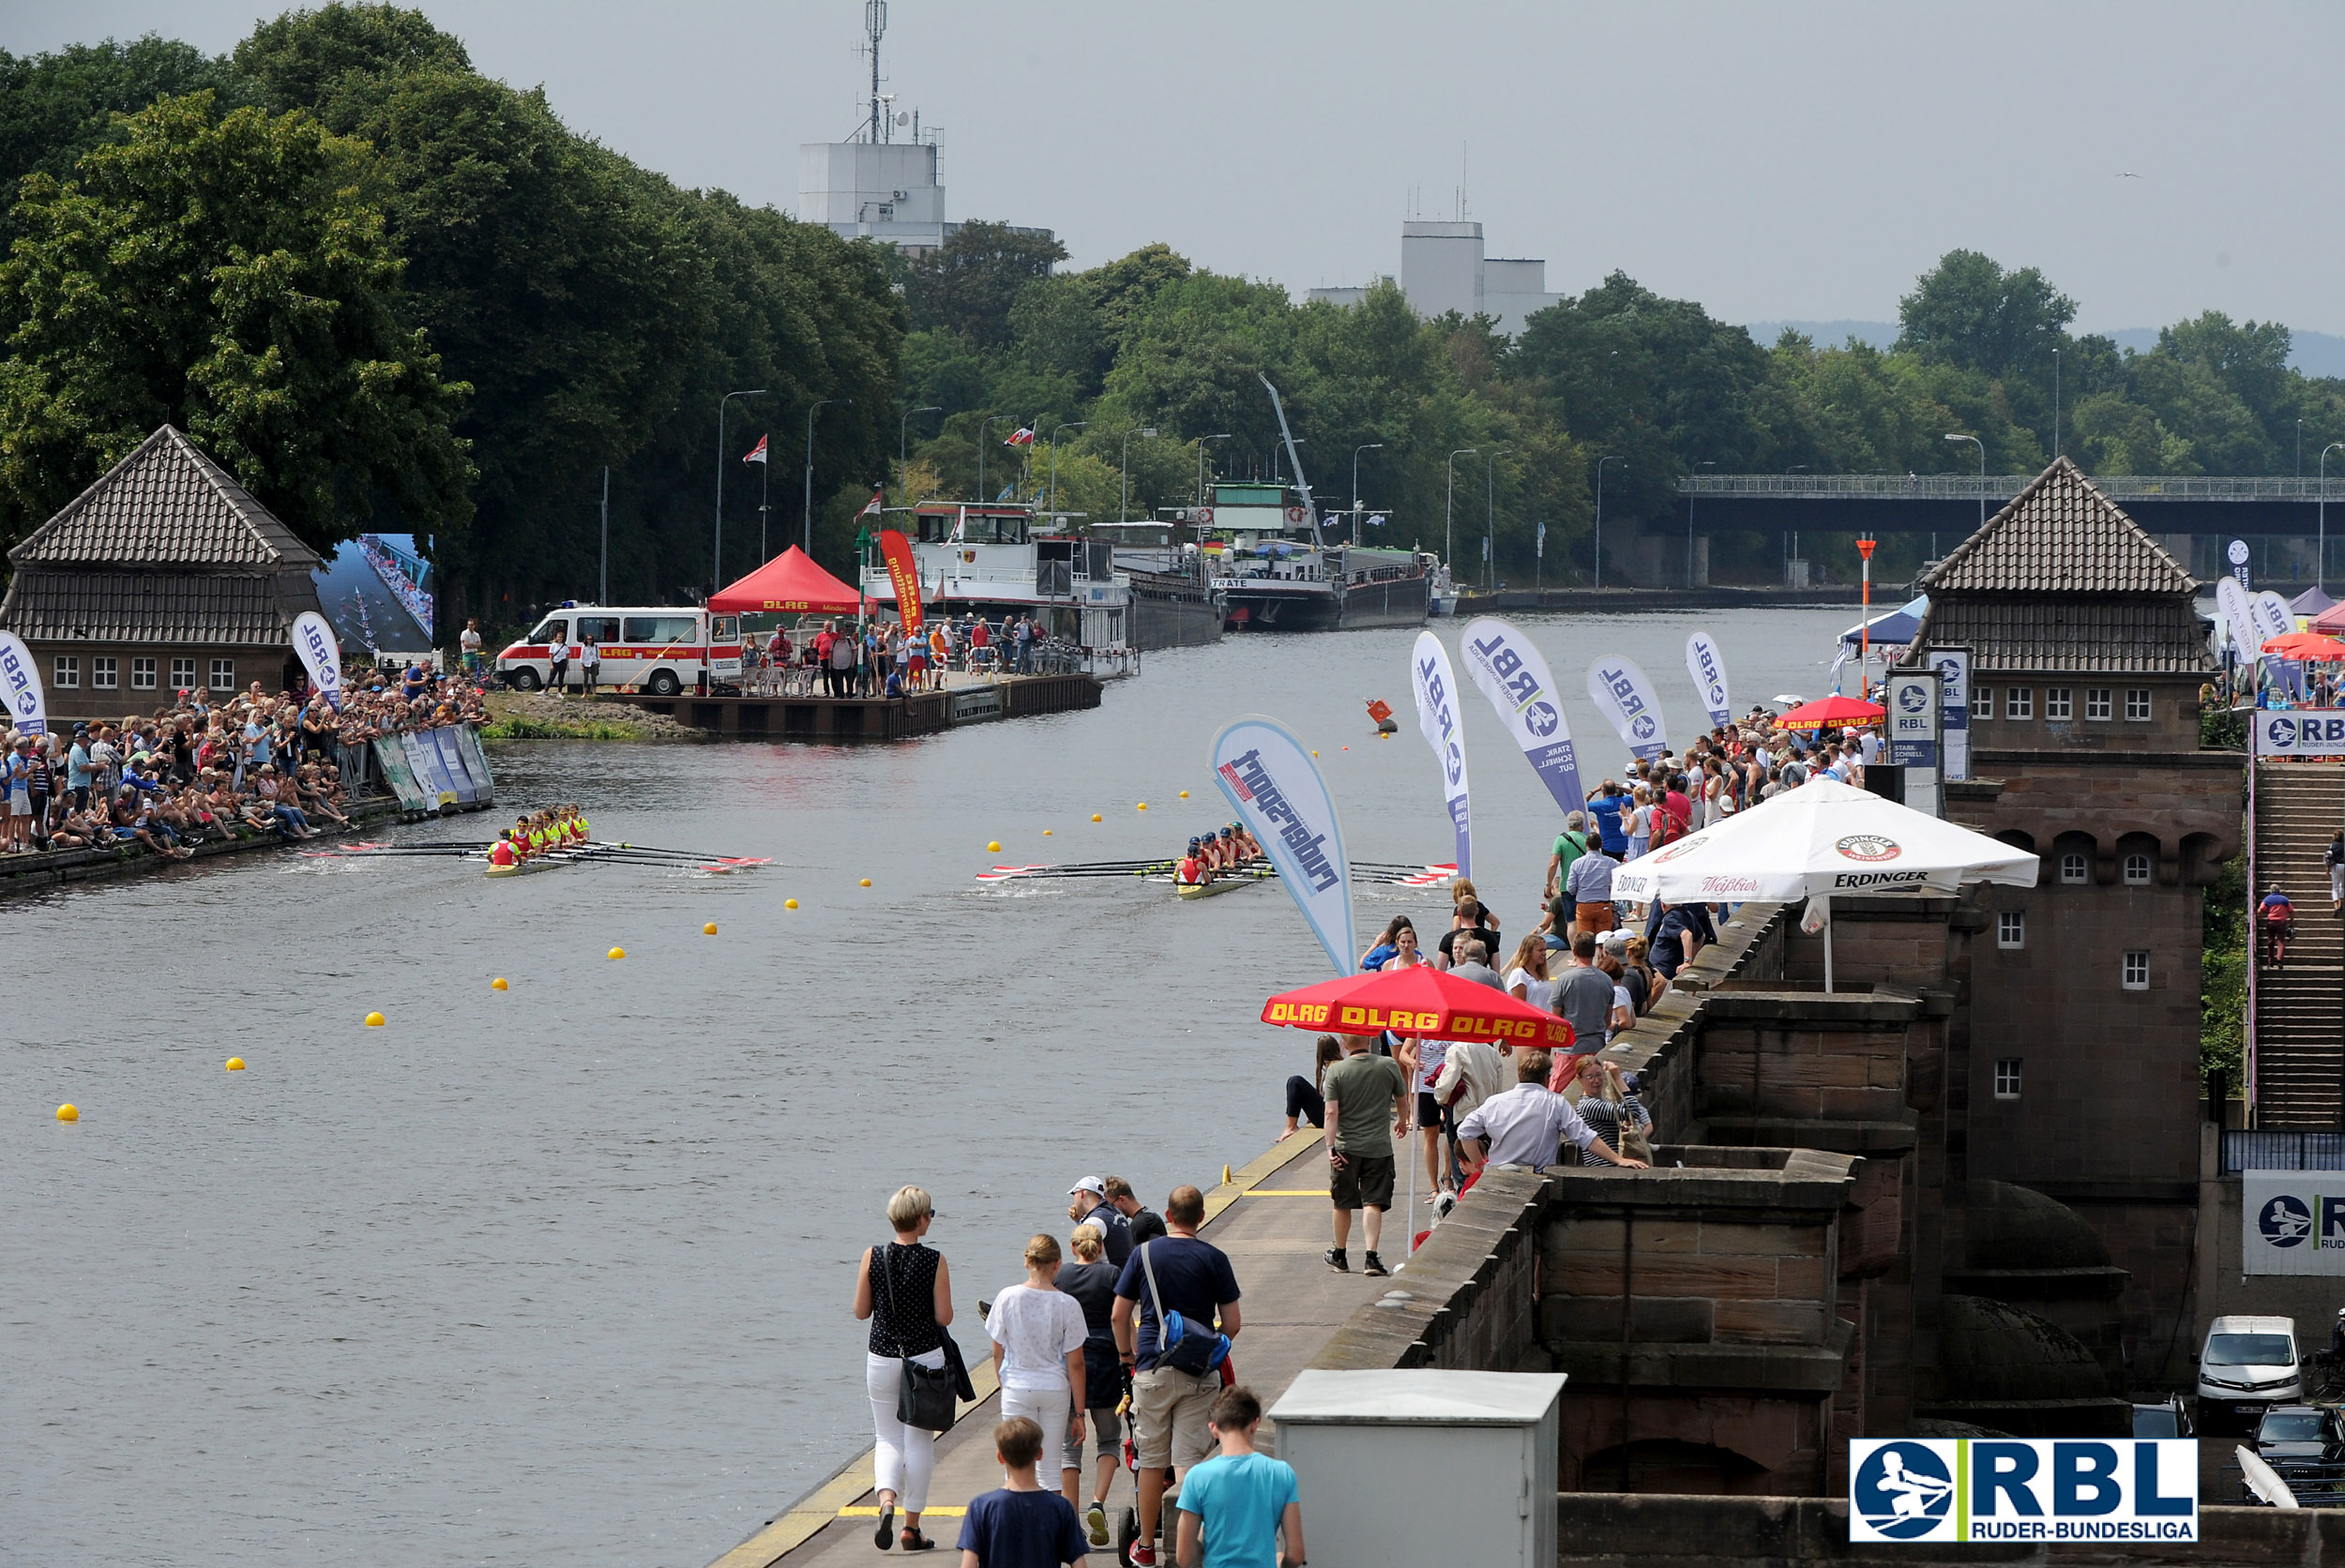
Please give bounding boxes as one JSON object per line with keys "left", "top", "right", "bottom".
{"left": 1691, "top": 535, "right": 1711, "bottom": 588}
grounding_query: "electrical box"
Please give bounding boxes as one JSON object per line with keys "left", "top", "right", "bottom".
{"left": 1268, "top": 1369, "right": 1564, "bottom": 1568}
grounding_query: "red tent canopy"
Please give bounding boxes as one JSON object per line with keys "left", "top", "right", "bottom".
{"left": 708, "top": 547, "right": 862, "bottom": 614}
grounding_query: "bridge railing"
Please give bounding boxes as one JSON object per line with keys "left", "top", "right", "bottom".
{"left": 1682, "top": 474, "right": 2345, "bottom": 502}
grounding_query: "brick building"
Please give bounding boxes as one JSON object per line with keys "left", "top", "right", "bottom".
{"left": 0, "top": 426, "right": 326, "bottom": 719}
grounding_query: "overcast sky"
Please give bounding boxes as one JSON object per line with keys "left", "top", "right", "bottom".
{"left": 11, "top": 1, "right": 2341, "bottom": 335}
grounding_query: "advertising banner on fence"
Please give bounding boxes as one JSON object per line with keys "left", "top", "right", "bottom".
{"left": 1410, "top": 631, "right": 1473, "bottom": 878}
{"left": 878, "top": 529, "right": 924, "bottom": 637}
{"left": 2242, "top": 1169, "right": 2345, "bottom": 1274}
{"left": 2252, "top": 710, "right": 2345, "bottom": 758}
{"left": 1686, "top": 632, "right": 1732, "bottom": 731}
{"left": 0, "top": 630, "right": 47, "bottom": 737}
{"left": 1586, "top": 655, "right": 1668, "bottom": 762}
{"left": 2216, "top": 575, "right": 2260, "bottom": 662}
{"left": 1849, "top": 1439, "right": 2196, "bottom": 1544}
{"left": 1460, "top": 618, "right": 1585, "bottom": 819}
{"left": 291, "top": 610, "right": 343, "bottom": 710}
{"left": 1212, "top": 716, "right": 1356, "bottom": 977}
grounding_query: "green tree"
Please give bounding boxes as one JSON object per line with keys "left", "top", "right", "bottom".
{"left": 1895, "top": 249, "right": 2076, "bottom": 383}
{"left": 903, "top": 219, "right": 1067, "bottom": 347}
{"left": 0, "top": 89, "right": 470, "bottom": 552}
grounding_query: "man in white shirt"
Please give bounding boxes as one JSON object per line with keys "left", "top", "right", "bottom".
{"left": 1456, "top": 1051, "right": 1648, "bottom": 1174}
{"left": 1431, "top": 1038, "right": 1508, "bottom": 1126}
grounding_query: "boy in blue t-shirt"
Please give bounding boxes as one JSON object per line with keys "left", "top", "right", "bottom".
{"left": 957, "top": 1415, "right": 1088, "bottom": 1567}
{"left": 1175, "top": 1386, "right": 1302, "bottom": 1568}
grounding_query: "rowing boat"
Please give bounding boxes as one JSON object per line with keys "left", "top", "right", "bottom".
{"left": 483, "top": 853, "right": 576, "bottom": 878}
{"left": 1175, "top": 871, "right": 1269, "bottom": 900}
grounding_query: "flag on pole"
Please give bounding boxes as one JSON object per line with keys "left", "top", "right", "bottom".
{"left": 1006, "top": 426, "right": 1036, "bottom": 446}
{"left": 742, "top": 434, "right": 768, "bottom": 464}
{"left": 1366, "top": 513, "right": 1385, "bottom": 528}
{"left": 859, "top": 486, "right": 884, "bottom": 517}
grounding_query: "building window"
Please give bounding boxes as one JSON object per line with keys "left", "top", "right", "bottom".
{"left": 2007, "top": 687, "right": 2033, "bottom": 720}
{"left": 1994, "top": 1058, "right": 2022, "bottom": 1099}
{"left": 2085, "top": 687, "right": 2112, "bottom": 720}
{"left": 1997, "top": 910, "right": 2025, "bottom": 948}
{"left": 2060, "top": 852, "right": 2088, "bottom": 883}
{"left": 93, "top": 656, "right": 117, "bottom": 689}
{"left": 169, "top": 656, "right": 195, "bottom": 692}
{"left": 2046, "top": 687, "right": 2073, "bottom": 720}
{"left": 53, "top": 656, "right": 78, "bottom": 689}
{"left": 210, "top": 658, "right": 236, "bottom": 692}
{"left": 130, "top": 656, "right": 157, "bottom": 689}
{"left": 2122, "top": 950, "right": 2150, "bottom": 990}
{"left": 2125, "top": 688, "right": 2152, "bottom": 721}
{"left": 2124, "top": 852, "right": 2152, "bottom": 885}
{"left": 1974, "top": 686, "right": 1993, "bottom": 719}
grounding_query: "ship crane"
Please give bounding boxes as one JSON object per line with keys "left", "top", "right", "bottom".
{"left": 1259, "top": 374, "right": 1325, "bottom": 550}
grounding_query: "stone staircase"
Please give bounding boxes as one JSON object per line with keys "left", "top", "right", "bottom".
{"left": 2254, "top": 762, "right": 2345, "bottom": 1127}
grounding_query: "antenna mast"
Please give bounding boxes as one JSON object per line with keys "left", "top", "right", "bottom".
{"left": 863, "top": 0, "right": 887, "bottom": 144}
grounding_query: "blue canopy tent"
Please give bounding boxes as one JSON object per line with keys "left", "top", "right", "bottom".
{"left": 2290, "top": 585, "right": 2337, "bottom": 618}
{"left": 1840, "top": 594, "right": 1929, "bottom": 646}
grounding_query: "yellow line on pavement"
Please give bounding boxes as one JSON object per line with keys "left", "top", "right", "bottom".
{"left": 1246, "top": 1190, "right": 1333, "bottom": 1197}
{"left": 839, "top": 1506, "right": 966, "bottom": 1517}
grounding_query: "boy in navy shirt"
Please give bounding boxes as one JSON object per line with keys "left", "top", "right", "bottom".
{"left": 958, "top": 1416, "right": 1088, "bottom": 1567}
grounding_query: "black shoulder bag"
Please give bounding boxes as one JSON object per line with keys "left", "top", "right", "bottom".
{"left": 877, "top": 1244, "right": 958, "bottom": 1433}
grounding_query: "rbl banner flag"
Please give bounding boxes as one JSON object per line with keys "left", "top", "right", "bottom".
{"left": 1587, "top": 655, "right": 1669, "bottom": 761}
{"left": 1411, "top": 631, "right": 1472, "bottom": 878}
{"left": 0, "top": 631, "right": 46, "bottom": 737}
{"left": 1460, "top": 618, "right": 1585, "bottom": 818}
{"left": 291, "top": 611, "right": 343, "bottom": 711}
{"left": 878, "top": 530, "right": 924, "bottom": 636}
{"left": 1686, "top": 632, "right": 1732, "bottom": 731}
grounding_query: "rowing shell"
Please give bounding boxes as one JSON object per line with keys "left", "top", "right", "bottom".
{"left": 484, "top": 855, "right": 569, "bottom": 878}
{"left": 1175, "top": 874, "right": 1263, "bottom": 900}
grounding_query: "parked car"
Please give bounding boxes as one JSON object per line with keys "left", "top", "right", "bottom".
{"left": 2199, "top": 1315, "right": 2303, "bottom": 1426}
{"left": 2132, "top": 1394, "right": 2193, "bottom": 1438}
{"left": 2254, "top": 1404, "right": 2345, "bottom": 1470}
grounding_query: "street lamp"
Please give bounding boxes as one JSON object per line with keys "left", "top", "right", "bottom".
{"left": 1445, "top": 447, "right": 1477, "bottom": 569}
{"left": 2322, "top": 441, "right": 2344, "bottom": 591}
{"left": 1594, "top": 454, "right": 1624, "bottom": 589}
{"left": 1944, "top": 433, "right": 1986, "bottom": 529}
{"left": 716, "top": 387, "right": 766, "bottom": 590}
{"left": 1351, "top": 443, "right": 1384, "bottom": 546}
{"left": 900, "top": 404, "right": 941, "bottom": 481}
{"left": 1195, "top": 432, "right": 1232, "bottom": 509}
{"left": 1120, "top": 426, "right": 1159, "bottom": 522}
{"left": 1484, "top": 447, "right": 1511, "bottom": 594}
{"left": 977, "top": 415, "right": 1015, "bottom": 507}
{"left": 1272, "top": 437, "right": 1306, "bottom": 486}
{"left": 1785, "top": 464, "right": 1808, "bottom": 582}
{"left": 1046, "top": 420, "right": 1088, "bottom": 515}
{"left": 800, "top": 396, "right": 846, "bottom": 557}
{"left": 1687, "top": 460, "right": 1715, "bottom": 587}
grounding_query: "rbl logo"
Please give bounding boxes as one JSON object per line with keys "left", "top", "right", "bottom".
{"left": 1630, "top": 714, "right": 1657, "bottom": 741}
{"left": 1472, "top": 634, "right": 1548, "bottom": 716}
{"left": 1524, "top": 701, "right": 1558, "bottom": 738}
{"left": 2261, "top": 1194, "right": 2312, "bottom": 1247}
{"left": 1898, "top": 684, "right": 1929, "bottom": 715}
{"left": 2269, "top": 717, "right": 2299, "bottom": 747}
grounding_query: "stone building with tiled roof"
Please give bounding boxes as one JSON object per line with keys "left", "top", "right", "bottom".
{"left": 1899, "top": 456, "right": 2239, "bottom": 1388}
{"left": 0, "top": 426, "right": 326, "bottom": 719}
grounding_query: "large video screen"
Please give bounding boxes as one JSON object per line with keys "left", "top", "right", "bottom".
{"left": 313, "top": 533, "right": 435, "bottom": 654}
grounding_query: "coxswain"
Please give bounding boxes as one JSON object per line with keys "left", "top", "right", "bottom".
{"left": 488, "top": 831, "right": 519, "bottom": 869}
{"left": 1176, "top": 837, "right": 1208, "bottom": 885}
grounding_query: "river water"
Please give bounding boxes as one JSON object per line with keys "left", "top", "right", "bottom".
{"left": 3, "top": 605, "right": 1859, "bottom": 1565}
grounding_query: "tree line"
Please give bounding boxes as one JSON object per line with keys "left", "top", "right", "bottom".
{"left": 4, "top": 7, "right": 2340, "bottom": 626}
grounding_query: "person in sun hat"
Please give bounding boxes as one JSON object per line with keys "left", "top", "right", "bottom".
{"left": 1067, "top": 1175, "right": 1131, "bottom": 1268}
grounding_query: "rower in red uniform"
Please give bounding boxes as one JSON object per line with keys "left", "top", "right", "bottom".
{"left": 489, "top": 831, "right": 519, "bottom": 868}
{"left": 1176, "top": 837, "right": 1208, "bottom": 885}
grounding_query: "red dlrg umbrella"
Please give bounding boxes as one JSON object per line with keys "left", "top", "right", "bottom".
{"left": 1775, "top": 693, "right": 1886, "bottom": 731}
{"left": 1261, "top": 965, "right": 1577, "bottom": 1052}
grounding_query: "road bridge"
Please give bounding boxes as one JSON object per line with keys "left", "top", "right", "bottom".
{"left": 1681, "top": 473, "right": 2345, "bottom": 536}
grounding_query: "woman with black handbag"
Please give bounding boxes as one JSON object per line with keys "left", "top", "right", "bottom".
{"left": 854, "top": 1185, "right": 956, "bottom": 1552}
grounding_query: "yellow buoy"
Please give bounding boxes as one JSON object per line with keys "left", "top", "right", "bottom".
{"left": 1042, "top": 829, "right": 1052, "bottom": 837}
{"left": 56, "top": 1103, "right": 79, "bottom": 1122}
{"left": 987, "top": 841, "right": 1001, "bottom": 852}
{"left": 859, "top": 878, "right": 872, "bottom": 888}
{"left": 365, "top": 1012, "right": 386, "bottom": 1028}
{"left": 785, "top": 897, "right": 799, "bottom": 910}
{"left": 1137, "top": 802, "right": 1148, "bottom": 811}
{"left": 1179, "top": 791, "right": 1189, "bottom": 799}
{"left": 1091, "top": 813, "right": 1102, "bottom": 822}
{"left": 1312, "top": 750, "right": 1320, "bottom": 758}
{"left": 608, "top": 946, "right": 626, "bottom": 960}
{"left": 492, "top": 977, "right": 508, "bottom": 990}
{"left": 703, "top": 922, "right": 718, "bottom": 935}
{"left": 225, "top": 1057, "right": 246, "bottom": 1072}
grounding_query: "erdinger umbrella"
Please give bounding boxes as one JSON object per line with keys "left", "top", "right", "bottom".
{"left": 1777, "top": 694, "right": 1886, "bottom": 731}
{"left": 1611, "top": 777, "right": 2036, "bottom": 990}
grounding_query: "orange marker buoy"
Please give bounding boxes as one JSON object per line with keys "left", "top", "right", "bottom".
{"left": 703, "top": 923, "right": 718, "bottom": 935}
{"left": 491, "top": 977, "right": 508, "bottom": 991}
{"left": 859, "top": 878, "right": 872, "bottom": 888}
{"left": 1042, "top": 829, "right": 1052, "bottom": 837}
{"left": 1091, "top": 814, "right": 1102, "bottom": 822}
{"left": 225, "top": 1057, "right": 246, "bottom": 1072}
{"left": 1179, "top": 791, "right": 1189, "bottom": 799}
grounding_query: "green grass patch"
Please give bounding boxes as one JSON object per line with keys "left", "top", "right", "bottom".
{"left": 479, "top": 715, "right": 647, "bottom": 741}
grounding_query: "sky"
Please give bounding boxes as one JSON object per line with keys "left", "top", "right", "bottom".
{"left": 9, "top": 0, "right": 2343, "bottom": 336}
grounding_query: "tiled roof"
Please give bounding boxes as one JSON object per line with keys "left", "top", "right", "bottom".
{"left": 9, "top": 426, "right": 321, "bottom": 570}
{"left": 0, "top": 569, "right": 321, "bottom": 645}
{"left": 1916, "top": 596, "right": 2216, "bottom": 674}
{"left": 1918, "top": 457, "right": 2195, "bottom": 596}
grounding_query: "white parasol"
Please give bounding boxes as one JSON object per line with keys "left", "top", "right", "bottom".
{"left": 1611, "top": 778, "right": 2037, "bottom": 990}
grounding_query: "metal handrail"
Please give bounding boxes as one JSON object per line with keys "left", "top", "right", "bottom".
{"left": 2220, "top": 1129, "right": 2345, "bottom": 1173}
{"left": 1680, "top": 474, "right": 2345, "bottom": 501}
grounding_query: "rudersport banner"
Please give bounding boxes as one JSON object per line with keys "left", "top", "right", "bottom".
{"left": 1686, "top": 631, "right": 1732, "bottom": 731}
{"left": 1460, "top": 617, "right": 1585, "bottom": 818}
{"left": 2216, "top": 575, "right": 2261, "bottom": 661}
{"left": 1587, "top": 654, "right": 1668, "bottom": 762}
{"left": 878, "top": 529, "right": 924, "bottom": 636}
{"left": 291, "top": 610, "right": 343, "bottom": 710}
{"left": 1212, "top": 715, "right": 1355, "bottom": 977}
{"left": 1411, "top": 631, "right": 1473, "bottom": 878}
{"left": 0, "top": 631, "right": 47, "bottom": 737}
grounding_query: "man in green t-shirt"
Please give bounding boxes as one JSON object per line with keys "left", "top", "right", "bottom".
{"left": 1545, "top": 809, "right": 1591, "bottom": 903}
{"left": 1321, "top": 1031, "right": 1417, "bottom": 1277}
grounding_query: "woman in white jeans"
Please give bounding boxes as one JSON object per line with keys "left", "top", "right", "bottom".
{"left": 985, "top": 1233, "right": 1089, "bottom": 1485}
{"left": 853, "top": 1185, "right": 954, "bottom": 1552}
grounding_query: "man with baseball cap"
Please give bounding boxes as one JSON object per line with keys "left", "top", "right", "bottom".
{"left": 1067, "top": 1175, "right": 1132, "bottom": 1267}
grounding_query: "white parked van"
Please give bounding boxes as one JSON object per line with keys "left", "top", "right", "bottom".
{"left": 2199, "top": 1315, "right": 2302, "bottom": 1425}
{"left": 496, "top": 606, "right": 744, "bottom": 696}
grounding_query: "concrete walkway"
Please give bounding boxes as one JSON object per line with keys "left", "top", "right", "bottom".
{"left": 710, "top": 1128, "right": 1411, "bottom": 1568}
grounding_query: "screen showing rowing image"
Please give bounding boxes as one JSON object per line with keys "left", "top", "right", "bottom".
{"left": 313, "top": 533, "right": 435, "bottom": 654}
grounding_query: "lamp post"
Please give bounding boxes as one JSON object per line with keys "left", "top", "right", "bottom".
{"left": 1594, "top": 454, "right": 1624, "bottom": 589}
{"left": 2322, "top": 442, "right": 2344, "bottom": 592}
{"left": 1944, "top": 433, "right": 1986, "bottom": 531}
{"left": 1687, "top": 460, "right": 1715, "bottom": 587}
{"left": 1784, "top": 464, "right": 1808, "bottom": 584}
{"left": 1046, "top": 420, "right": 1088, "bottom": 515}
{"left": 1445, "top": 447, "right": 1477, "bottom": 570}
{"left": 1484, "top": 447, "right": 1511, "bottom": 593}
{"left": 1120, "top": 426, "right": 1160, "bottom": 522}
{"left": 1351, "top": 443, "right": 1384, "bottom": 546}
{"left": 900, "top": 404, "right": 941, "bottom": 483}
{"left": 716, "top": 387, "right": 766, "bottom": 591}
{"left": 799, "top": 396, "right": 845, "bottom": 558}
{"left": 1195, "top": 432, "right": 1232, "bottom": 509}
